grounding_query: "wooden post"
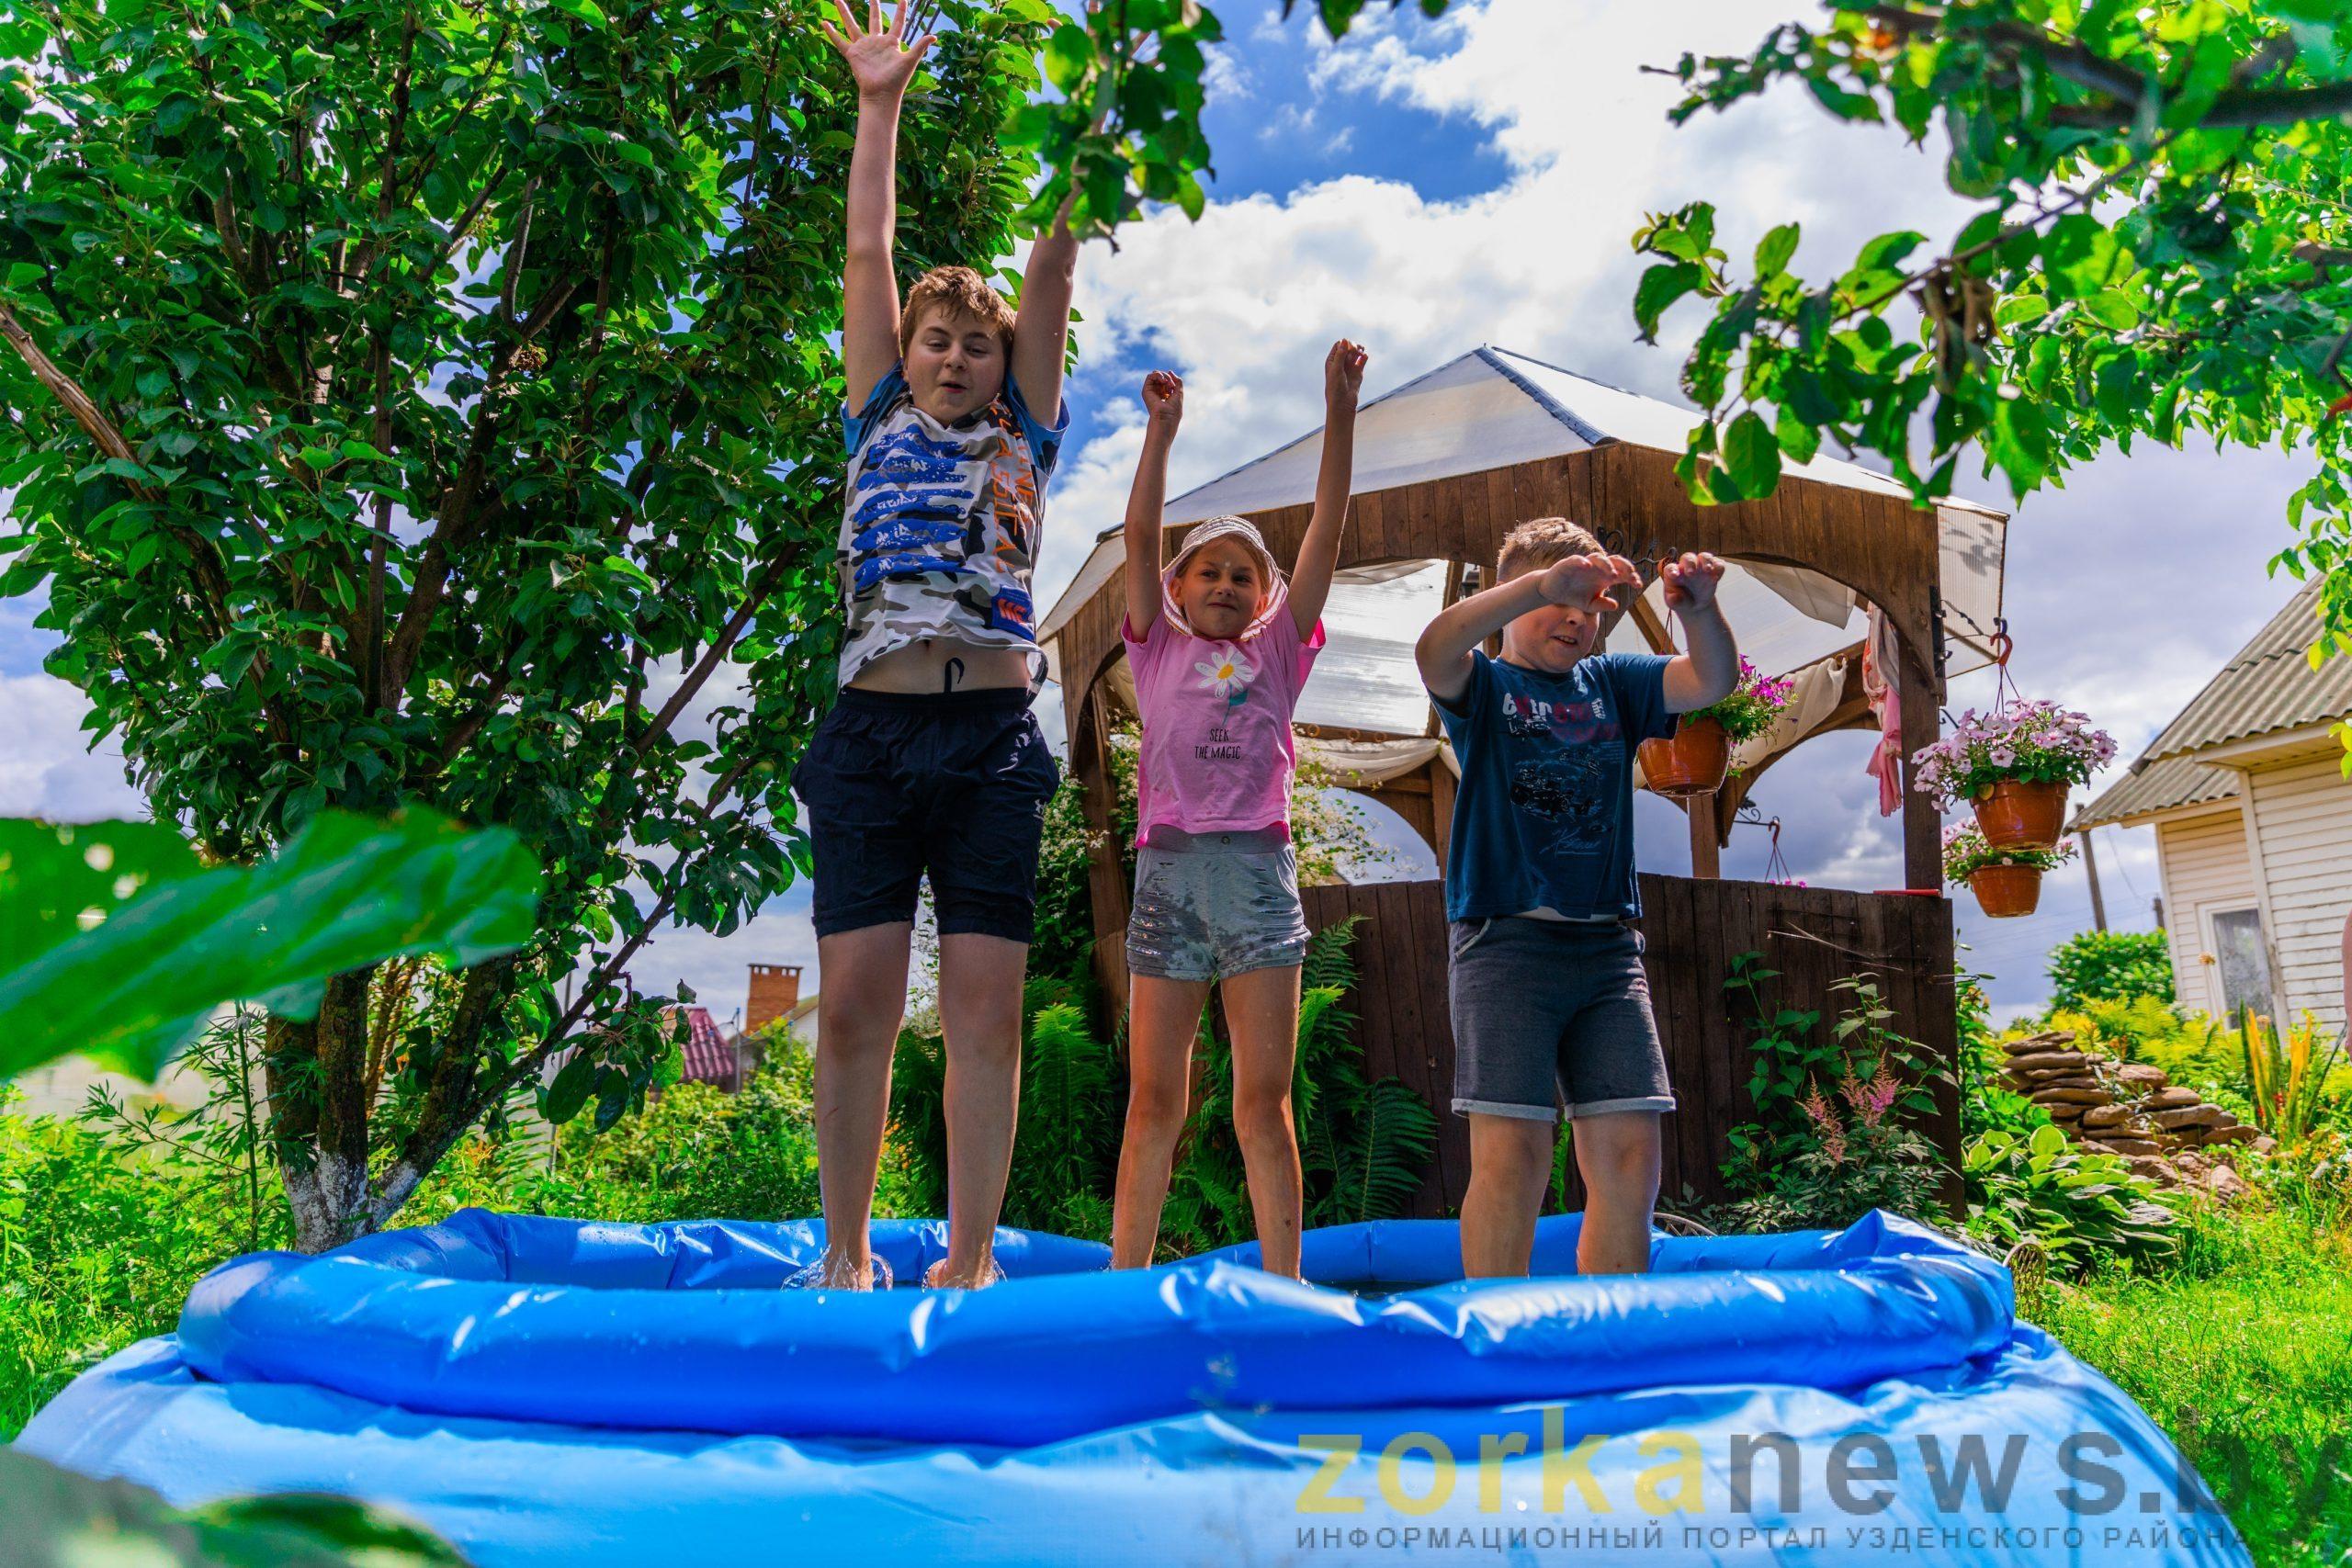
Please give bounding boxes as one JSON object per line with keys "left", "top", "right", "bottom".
{"left": 1688, "top": 795, "right": 1720, "bottom": 878}
{"left": 1429, "top": 755, "right": 1456, "bottom": 869}
{"left": 1072, "top": 688, "right": 1131, "bottom": 1019}
{"left": 2080, "top": 827, "right": 2109, "bottom": 932}
{"left": 1894, "top": 631, "right": 1942, "bottom": 892}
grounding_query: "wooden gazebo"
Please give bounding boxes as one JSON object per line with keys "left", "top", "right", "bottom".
{"left": 1038, "top": 348, "right": 2008, "bottom": 1213}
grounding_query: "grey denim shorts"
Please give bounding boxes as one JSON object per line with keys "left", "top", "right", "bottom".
{"left": 1447, "top": 916, "right": 1675, "bottom": 1122}
{"left": 1126, "top": 827, "right": 1310, "bottom": 984}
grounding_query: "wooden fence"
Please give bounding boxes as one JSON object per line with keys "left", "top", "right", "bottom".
{"left": 1298, "top": 875, "right": 1962, "bottom": 1218}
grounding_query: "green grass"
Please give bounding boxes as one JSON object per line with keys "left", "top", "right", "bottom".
{"left": 2030, "top": 1189, "right": 2352, "bottom": 1568}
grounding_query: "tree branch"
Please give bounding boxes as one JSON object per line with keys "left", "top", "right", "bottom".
{"left": 633, "top": 555, "right": 789, "bottom": 752}
{"left": 2051, "top": 77, "right": 2352, "bottom": 130}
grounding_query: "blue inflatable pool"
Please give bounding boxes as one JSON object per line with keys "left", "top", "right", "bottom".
{"left": 17, "top": 1208, "right": 2246, "bottom": 1564}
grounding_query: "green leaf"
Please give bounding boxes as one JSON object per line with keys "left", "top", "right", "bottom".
{"left": 1753, "top": 222, "right": 1799, "bottom": 279}
{"left": 1633, "top": 261, "right": 1705, "bottom": 343}
{"left": 544, "top": 1054, "right": 596, "bottom": 1124}
{"left": 0, "top": 819, "right": 202, "bottom": 968}
{"left": 0, "top": 809, "right": 544, "bottom": 1081}
{"left": 1722, "top": 410, "right": 1782, "bottom": 499}
{"left": 2081, "top": 289, "right": 2141, "bottom": 331}
{"left": 1043, "top": 23, "right": 1093, "bottom": 94}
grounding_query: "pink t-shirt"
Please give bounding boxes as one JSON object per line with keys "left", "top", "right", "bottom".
{"left": 1124, "top": 606, "right": 1326, "bottom": 845}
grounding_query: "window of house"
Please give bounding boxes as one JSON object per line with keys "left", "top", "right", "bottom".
{"left": 2208, "top": 907, "right": 2273, "bottom": 1021}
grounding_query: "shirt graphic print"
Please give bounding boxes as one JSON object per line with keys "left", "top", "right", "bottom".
{"left": 1435, "top": 650, "right": 1675, "bottom": 922}
{"left": 836, "top": 364, "right": 1067, "bottom": 688}
{"left": 1125, "top": 604, "right": 1324, "bottom": 845}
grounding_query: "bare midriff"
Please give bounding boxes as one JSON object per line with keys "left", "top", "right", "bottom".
{"left": 848, "top": 637, "right": 1033, "bottom": 694}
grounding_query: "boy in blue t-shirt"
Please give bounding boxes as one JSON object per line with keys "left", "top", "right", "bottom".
{"left": 1415, "top": 516, "right": 1738, "bottom": 1278}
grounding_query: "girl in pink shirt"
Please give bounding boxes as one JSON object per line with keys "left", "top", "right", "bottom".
{"left": 1110, "top": 342, "right": 1365, "bottom": 1279}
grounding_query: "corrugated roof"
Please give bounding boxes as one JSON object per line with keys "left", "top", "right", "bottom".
{"left": 2072, "top": 752, "right": 2241, "bottom": 830}
{"left": 2142, "top": 580, "right": 2351, "bottom": 761}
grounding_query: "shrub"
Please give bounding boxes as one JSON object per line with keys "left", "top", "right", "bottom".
{"left": 1962, "top": 1123, "right": 2180, "bottom": 1276}
{"left": 1959, "top": 975, "right": 2049, "bottom": 1142}
{"left": 2047, "top": 930, "right": 2176, "bottom": 1010}
{"left": 1711, "top": 958, "right": 1951, "bottom": 1233}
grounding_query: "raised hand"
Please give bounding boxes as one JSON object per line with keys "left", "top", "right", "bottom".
{"left": 1537, "top": 552, "right": 1641, "bottom": 615}
{"left": 1660, "top": 550, "right": 1726, "bottom": 610}
{"left": 820, "top": 0, "right": 936, "bottom": 99}
{"left": 1326, "top": 338, "right": 1367, "bottom": 411}
{"left": 1142, "top": 369, "right": 1183, "bottom": 433}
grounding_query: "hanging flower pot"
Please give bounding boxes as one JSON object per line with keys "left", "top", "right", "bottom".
{"left": 1968, "top": 863, "right": 2044, "bottom": 919}
{"left": 1639, "top": 716, "right": 1730, "bottom": 798}
{"left": 1943, "top": 823, "right": 2076, "bottom": 920}
{"left": 1641, "top": 660, "right": 1794, "bottom": 799}
{"left": 1911, "top": 699, "right": 2117, "bottom": 843}
{"left": 1973, "top": 777, "right": 2070, "bottom": 851}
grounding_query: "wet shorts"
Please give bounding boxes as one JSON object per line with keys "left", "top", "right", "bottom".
{"left": 1447, "top": 916, "right": 1675, "bottom": 1122}
{"left": 1125, "top": 827, "right": 1311, "bottom": 984}
{"left": 792, "top": 687, "right": 1059, "bottom": 943}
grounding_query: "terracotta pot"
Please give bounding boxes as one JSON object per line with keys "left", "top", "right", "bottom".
{"left": 1968, "top": 863, "right": 2043, "bottom": 919}
{"left": 1972, "top": 777, "right": 2068, "bottom": 851}
{"left": 1638, "top": 716, "right": 1731, "bottom": 798}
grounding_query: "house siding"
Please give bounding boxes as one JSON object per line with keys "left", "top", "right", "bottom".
{"left": 2154, "top": 810, "right": 2259, "bottom": 1020}
{"left": 2244, "top": 753, "right": 2352, "bottom": 1031}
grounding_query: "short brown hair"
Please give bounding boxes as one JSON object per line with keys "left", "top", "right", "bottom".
{"left": 899, "top": 265, "right": 1018, "bottom": 355}
{"left": 1496, "top": 515, "right": 1604, "bottom": 581}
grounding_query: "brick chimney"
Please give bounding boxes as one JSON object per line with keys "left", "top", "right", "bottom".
{"left": 745, "top": 963, "right": 803, "bottom": 1034}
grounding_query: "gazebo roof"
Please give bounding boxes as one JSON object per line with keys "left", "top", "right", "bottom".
{"left": 1040, "top": 346, "right": 2008, "bottom": 689}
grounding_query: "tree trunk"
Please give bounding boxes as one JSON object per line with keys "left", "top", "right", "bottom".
{"left": 272, "top": 956, "right": 526, "bottom": 1252}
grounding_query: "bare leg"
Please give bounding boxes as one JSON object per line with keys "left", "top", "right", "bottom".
{"left": 814, "top": 922, "right": 915, "bottom": 1288}
{"left": 932, "top": 931, "right": 1030, "bottom": 1287}
{"left": 1460, "top": 1111, "right": 1555, "bottom": 1278}
{"left": 1570, "top": 1111, "right": 1661, "bottom": 1276}
{"left": 1110, "top": 973, "right": 1211, "bottom": 1269}
{"left": 1223, "top": 964, "right": 1306, "bottom": 1280}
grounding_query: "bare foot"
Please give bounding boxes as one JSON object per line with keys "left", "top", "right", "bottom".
{"left": 786, "top": 1251, "right": 894, "bottom": 1291}
{"left": 922, "top": 1257, "right": 1006, "bottom": 1291}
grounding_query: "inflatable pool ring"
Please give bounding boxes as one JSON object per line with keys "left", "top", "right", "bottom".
{"left": 16, "top": 1208, "right": 2248, "bottom": 1565}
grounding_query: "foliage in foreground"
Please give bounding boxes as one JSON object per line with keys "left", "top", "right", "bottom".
{"left": 0, "top": 1450, "right": 464, "bottom": 1568}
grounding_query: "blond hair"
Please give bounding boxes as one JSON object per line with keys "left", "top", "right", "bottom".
{"left": 899, "top": 265, "right": 1018, "bottom": 355}
{"left": 1496, "top": 515, "right": 1605, "bottom": 581}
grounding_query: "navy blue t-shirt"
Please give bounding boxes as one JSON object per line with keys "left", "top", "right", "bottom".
{"left": 1433, "top": 650, "right": 1676, "bottom": 922}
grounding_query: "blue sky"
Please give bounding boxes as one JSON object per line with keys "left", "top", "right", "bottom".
{"left": 2, "top": 0, "right": 2327, "bottom": 1030}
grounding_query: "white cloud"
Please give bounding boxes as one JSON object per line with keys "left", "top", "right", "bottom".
{"left": 0, "top": 673, "right": 147, "bottom": 819}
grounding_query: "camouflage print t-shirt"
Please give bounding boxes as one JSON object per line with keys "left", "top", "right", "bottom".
{"left": 836, "top": 363, "right": 1069, "bottom": 688}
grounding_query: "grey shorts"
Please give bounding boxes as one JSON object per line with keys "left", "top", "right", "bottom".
{"left": 1126, "top": 827, "right": 1310, "bottom": 984}
{"left": 1448, "top": 916, "right": 1675, "bottom": 1122}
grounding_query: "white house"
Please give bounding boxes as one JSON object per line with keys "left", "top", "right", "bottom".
{"left": 2075, "top": 580, "right": 2352, "bottom": 1030}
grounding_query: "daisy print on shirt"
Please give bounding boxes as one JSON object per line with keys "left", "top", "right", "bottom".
{"left": 1196, "top": 645, "right": 1259, "bottom": 712}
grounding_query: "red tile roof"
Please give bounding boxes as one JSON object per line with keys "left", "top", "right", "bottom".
{"left": 672, "top": 1005, "right": 736, "bottom": 1090}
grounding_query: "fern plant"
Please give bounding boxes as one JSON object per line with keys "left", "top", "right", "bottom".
{"left": 880, "top": 917, "right": 1437, "bottom": 1257}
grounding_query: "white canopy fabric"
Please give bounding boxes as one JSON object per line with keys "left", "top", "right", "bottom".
{"left": 1040, "top": 345, "right": 2007, "bottom": 787}
{"left": 1039, "top": 345, "right": 2007, "bottom": 667}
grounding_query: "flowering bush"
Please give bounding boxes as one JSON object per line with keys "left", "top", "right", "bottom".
{"left": 1710, "top": 960, "right": 1951, "bottom": 1232}
{"left": 1910, "top": 699, "right": 2117, "bottom": 809}
{"left": 1942, "top": 821, "right": 2077, "bottom": 883}
{"left": 1686, "top": 658, "right": 1796, "bottom": 745}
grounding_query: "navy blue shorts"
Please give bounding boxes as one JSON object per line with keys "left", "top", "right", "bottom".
{"left": 793, "top": 687, "right": 1059, "bottom": 943}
